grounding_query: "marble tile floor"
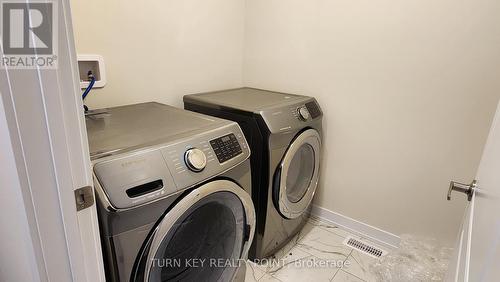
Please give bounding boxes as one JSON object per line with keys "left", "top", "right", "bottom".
{"left": 244, "top": 217, "right": 387, "bottom": 282}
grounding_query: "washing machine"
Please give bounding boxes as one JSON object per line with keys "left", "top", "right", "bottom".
{"left": 86, "top": 102, "right": 255, "bottom": 282}
{"left": 183, "top": 88, "right": 323, "bottom": 259}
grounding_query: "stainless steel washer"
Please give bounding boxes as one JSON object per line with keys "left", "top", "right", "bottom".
{"left": 184, "top": 88, "right": 323, "bottom": 259}
{"left": 86, "top": 102, "right": 255, "bottom": 282}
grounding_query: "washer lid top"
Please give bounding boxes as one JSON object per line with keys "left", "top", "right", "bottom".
{"left": 184, "top": 87, "right": 306, "bottom": 113}
{"left": 86, "top": 102, "right": 227, "bottom": 159}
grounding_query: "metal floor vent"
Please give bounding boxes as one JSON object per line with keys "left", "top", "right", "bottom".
{"left": 343, "top": 237, "right": 387, "bottom": 259}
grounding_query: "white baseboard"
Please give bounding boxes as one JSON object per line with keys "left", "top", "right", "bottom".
{"left": 310, "top": 205, "right": 401, "bottom": 250}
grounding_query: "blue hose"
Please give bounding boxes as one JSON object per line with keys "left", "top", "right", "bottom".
{"left": 82, "top": 76, "right": 96, "bottom": 100}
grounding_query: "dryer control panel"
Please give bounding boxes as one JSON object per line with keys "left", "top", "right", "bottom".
{"left": 259, "top": 98, "right": 323, "bottom": 134}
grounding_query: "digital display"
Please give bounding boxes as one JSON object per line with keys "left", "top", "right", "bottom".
{"left": 210, "top": 134, "right": 242, "bottom": 163}
{"left": 306, "top": 101, "right": 321, "bottom": 119}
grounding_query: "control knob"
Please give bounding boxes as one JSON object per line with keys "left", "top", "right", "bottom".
{"left": 184, "top": 148, "right": 207, "bottom": 172}
{"left": 297, "top": 106, "right": 310, "bottom": 121}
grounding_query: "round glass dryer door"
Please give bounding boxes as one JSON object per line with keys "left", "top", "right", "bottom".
{"left": 274, "top": 129, "right": 321, "bottom": 219}
{"left": 133, "top": 180, "right": 255, "bottom": 282}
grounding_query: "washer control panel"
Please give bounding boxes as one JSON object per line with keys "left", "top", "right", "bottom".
{"left": 210, "top": 133, "right": 242, "bottom": 163}
{"left": 161, "top": 123, "right": 249, "bottom": 193}
{"left": 93, "top": 122, "right": 250, "bottom": 210}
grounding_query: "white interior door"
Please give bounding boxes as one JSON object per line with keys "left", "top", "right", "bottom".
{"left": 445, "top": 101, "right": 500, "bottom": 281}
{"left": 0, "top": 0, "right": 105, "bottom": 281}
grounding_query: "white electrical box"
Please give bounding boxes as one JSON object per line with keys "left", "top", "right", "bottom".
{"left": 78, "top": 54, "right": 106, "bottom": 89}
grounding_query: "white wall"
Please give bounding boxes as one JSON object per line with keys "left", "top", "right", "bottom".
{"left": 244, "top": 0, "right": 500, "bottom": 243}
{"left": 71, "top": 0, "right": 500, "bottom": 244}
{"left": 71, "top": 0, "right": 245, "bottom": 109}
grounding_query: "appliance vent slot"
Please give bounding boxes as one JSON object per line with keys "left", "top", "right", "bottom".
{"left": 343, "top": 237, "right": 386, "bottom": 258}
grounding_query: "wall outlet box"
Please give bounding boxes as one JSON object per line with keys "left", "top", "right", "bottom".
{"left": 78, "top": 54, "right": 106, "bottom": 89}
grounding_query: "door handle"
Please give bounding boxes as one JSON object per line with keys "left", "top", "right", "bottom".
{"left": 447, "top": 180, "right": 476, "bottom": 201}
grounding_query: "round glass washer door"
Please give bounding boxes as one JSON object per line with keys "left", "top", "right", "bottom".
{"left": 274, "top": 129, "right": 321, "bottom": 219}
{"left": 135, "top": 180, "right": 255, "bottom": 282}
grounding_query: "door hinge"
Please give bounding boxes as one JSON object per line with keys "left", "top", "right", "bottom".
{"left": 74, "top": 186, "right": 94, "bottom": 211}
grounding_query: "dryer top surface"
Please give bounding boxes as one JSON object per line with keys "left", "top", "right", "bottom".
{"left": 184, "top": 87, "right": 309, "bottom": 113}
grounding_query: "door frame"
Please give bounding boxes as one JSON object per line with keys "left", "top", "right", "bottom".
{"left": 0, "top": 0, "right": 105, "bottom": 281}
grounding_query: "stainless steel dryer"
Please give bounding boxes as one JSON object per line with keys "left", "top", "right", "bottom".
{"left": 86, "top": 102, "right": 255, "bottom": 282}
{"left": 184, "top": 88, "right": 323, "bottom": 259}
